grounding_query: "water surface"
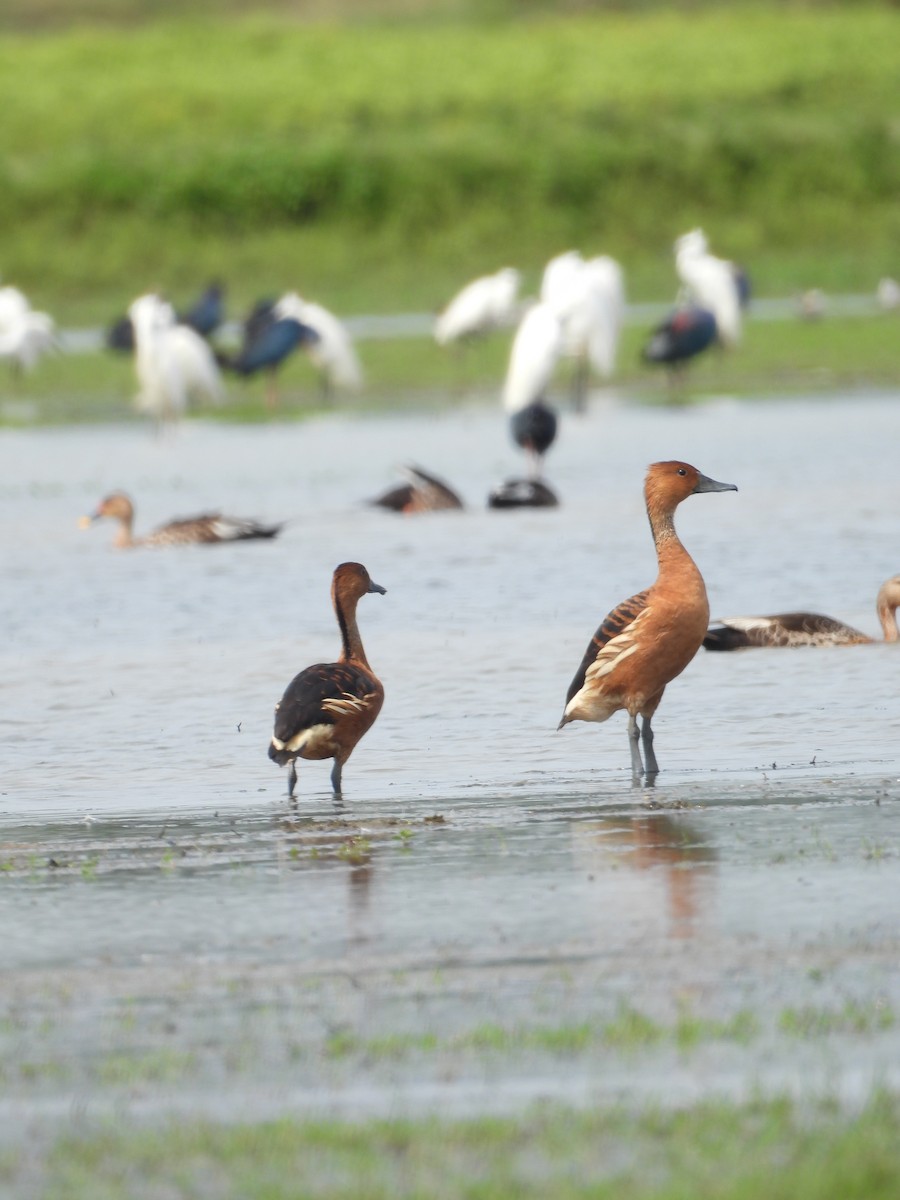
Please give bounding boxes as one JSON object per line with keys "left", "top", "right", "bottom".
{"left": 1, "top": 390, "right": 898, "bottom": 1141}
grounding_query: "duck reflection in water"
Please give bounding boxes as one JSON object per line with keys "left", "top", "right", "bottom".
{"left": 572, "top": 813, "right": 716, "bottom": 940}
{"left": 278, "top": 818, "right": 376, "bottom": 946}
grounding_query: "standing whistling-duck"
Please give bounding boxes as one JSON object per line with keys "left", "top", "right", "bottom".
{"left": 80, "top": 492, "right": 283, "bottom": 549}
{"left": 703, "top": 576, "right": 900, "bottom": 649}
{"left": 269, "top": 562, "right": 386, "bottom": 798}
{"left": 558, "top": 461, "right": 737, "bottom": 781}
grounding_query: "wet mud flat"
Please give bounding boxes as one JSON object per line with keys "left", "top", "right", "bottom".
{"left": 2, "top": 769, "right": 898, "bottom": 1163}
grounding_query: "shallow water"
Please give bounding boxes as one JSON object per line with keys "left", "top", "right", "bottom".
{"left": 1, "top": 390, "right": 899, "bottom": 1142}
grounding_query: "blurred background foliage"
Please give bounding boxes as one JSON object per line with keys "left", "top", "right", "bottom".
{"left": 0, "top": 0, "right": 897, "bottom": 321}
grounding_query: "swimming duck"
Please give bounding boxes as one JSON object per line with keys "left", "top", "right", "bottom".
{"left": 369, "top": 464, "right": 464, "bottom": 513}
{"left": 269, "top": 562, "right": 386, "bottom": 798}
{"left": 558, "top": 461, "right": 737, "bottom": 781}
{"left": 703, "top": 576, "right": 900, "bottom": 649}
{"left": 81, "top": 491, "right": 283, "bottom": 549}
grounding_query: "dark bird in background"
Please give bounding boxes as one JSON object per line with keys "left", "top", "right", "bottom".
{"left": 369, "top": 464, "right": 464, "bottom": 514}
{"left": 80, "top": 491, "right": 283, "bottom": 549}
{"left": 269, "top": 562, "right": 386, "bottom": 798}
{"left": 510, "top": 400, "right": 558, "bottom": 470}
{"left": 218, "top": 299, "right": 319, "bottom": 409}
{"left": 181, "top": 281, "right": 225, "bottom": 338}
{"left": 493, "top": 300, "right": 563, "bottom": 506}
{"left": 733, "top": 265, "right": 752, "bottom": 311}
{"left": 105, "top": 281, "right": 226, "bottom": 353}
{"left": 488, "top": 478, "right": 559, "bottom": 509}
{"left": 643, "top": 305, "right": 718, "bottom": 396}
{"left": 703, "top": 576, "right": 900, "bottom": 649}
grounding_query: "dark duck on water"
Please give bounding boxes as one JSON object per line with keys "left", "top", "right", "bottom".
{"left": 269, "top": 562, "right": 386, "bottom": 798}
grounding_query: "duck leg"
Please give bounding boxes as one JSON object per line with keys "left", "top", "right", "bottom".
{"left": 641, "top": 717, "right": 659, "bottom": 777}
{"left": 287, "top": 760, "right": 298, "bottom": 797}
{"left": 627, "top": 713, "right": 644, "bottom": 780}
{"left": 330, "top": 759, "right": 343, "bottom": 796}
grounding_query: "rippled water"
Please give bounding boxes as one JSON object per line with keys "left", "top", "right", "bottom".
{"left": 1, "top": 389, "right": 899, "bottom": 1141}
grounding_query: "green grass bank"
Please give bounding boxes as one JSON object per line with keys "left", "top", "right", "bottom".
{"left": 1, "top": 3, "right": 899, "bottom": 323}
{"left": 12, "top": 1094, "right": 900, "bottom": 1200}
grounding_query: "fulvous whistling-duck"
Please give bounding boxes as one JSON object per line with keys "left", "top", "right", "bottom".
{"left": 369, "top": 464, "right": 464, "bottom": 514}
{"left": 80, "top": 492, "right": 283, "bottom": 549}
{"left": 268, "top": 562, "right": 386, "bottom": 798}
{"left": 558, "top": 461, "right": 737, "bottom": 781}
{"left": 703, "top": 576, "right": 900, "bottom": 649}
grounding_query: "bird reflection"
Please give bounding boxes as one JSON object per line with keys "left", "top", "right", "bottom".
{"left": 573, "top": 813, "right": 716, "bottom": 939}
{"left": 277, "top": 818, "right": 376, "bottom": 945}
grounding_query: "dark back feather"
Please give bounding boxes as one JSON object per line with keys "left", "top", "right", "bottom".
{"left": 269, "top": 662, "right": 378, "bottom": 762}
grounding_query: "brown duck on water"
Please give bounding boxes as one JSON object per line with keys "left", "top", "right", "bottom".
{"left": 80, "top": 491, "right": 283, "bottom": 548}
{"left": 269, "top": 562, "right": 386, "bottom": 798}
{"left": 558, "top": 461, "right": 737, "bottom": 782}
{"left": 369, "top": 464, "right": 464, "bottom": 514}
{"left": 703, "top": 576, "right": 900, "bottom": 649}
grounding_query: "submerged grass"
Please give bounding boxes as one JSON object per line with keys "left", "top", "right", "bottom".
{"left": 28, "top": 1093, "right": 900, "bottom": 1200}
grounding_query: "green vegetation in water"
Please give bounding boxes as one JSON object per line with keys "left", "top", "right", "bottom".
{"left": 0, "top": 3, "right": 898, "bottom": 322}
{"left": 322, "top": 1005, "right": 766, "bottom": 1061}
{"left": 24, "top": 1093, "right": 900, "bottom": 1200}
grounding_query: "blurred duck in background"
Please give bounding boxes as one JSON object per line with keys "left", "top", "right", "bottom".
{"left": 703, "top": 576, "right": 900, "bottom": 649}
{"left": 80, "top": 491, "right": 284, "bottom": 549}
{"left": 369, "top": 464, "right": 464, "bottom": 514}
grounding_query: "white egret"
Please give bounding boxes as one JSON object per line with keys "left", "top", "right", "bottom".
{"left": 674, "top": 229, "right": 743, "bottom": 347}
{"left": 129, "top": 293, "right": 223, "bottom": 427}
{"left": 541, "top": 250, "right": 625, "bottom": 409}
{"left": 501, "top": 300, "right": 563, "bottom": 481}
{"left": 0, "top": 285, "right": 30, "bottom": 332}
{"left": 877, "top": 277, "right": 900, "bottom": 312}
{"left": 434, "top": 267, "right": 521, "bottom": 345}
{"left": 275, "top": 293, "right": 363, "bottom": 397}
{"left": 0, "top": 309, "right": 58, "bottom": 375}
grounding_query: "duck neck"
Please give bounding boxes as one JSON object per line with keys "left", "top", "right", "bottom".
{"left": 648, "top": 503, "right": 694, "bottom": 576}
{"left": 115, "top": 516, "right": 135, "bottom": 549}
{"left": 878, "top": 597, "right": 899, "bottom": 643}
{"left": 336, "top": 595, "right": 368, "bottom": 665}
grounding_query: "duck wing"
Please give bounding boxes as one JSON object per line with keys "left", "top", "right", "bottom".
{"left": 564, "top": 589, "right": 650, "bottom": 705}
{"left": 145, "top": 513, "right": 282, "bottom": 545}
{"left": 269, "top": 662, "right": 381, "bottom": 762}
